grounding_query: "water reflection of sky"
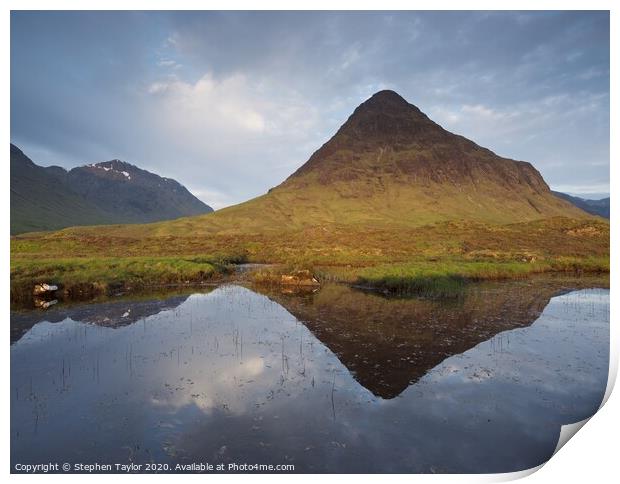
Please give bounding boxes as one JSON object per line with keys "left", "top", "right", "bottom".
{"left": 11, "top": 285, "right": 609, "bottom": 473}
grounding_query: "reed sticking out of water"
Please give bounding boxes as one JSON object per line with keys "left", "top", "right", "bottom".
{"left": 356, "top": 274, "right": 466, "bottom": 298}
{"left": 331, "top": 371, "right": 336, "bottom": 421}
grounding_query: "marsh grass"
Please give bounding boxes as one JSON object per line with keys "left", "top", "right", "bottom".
{"left": 247, "top": 255, "right": 608, "bottom": 298}
{"left": 10, "top": 255, "right": 232, "bottom": 302}
{"left": 351, "top": 256, "right": 609, "bottom": 297}
{"left": 11, "top": 216, "right": 609, "bottom": 300}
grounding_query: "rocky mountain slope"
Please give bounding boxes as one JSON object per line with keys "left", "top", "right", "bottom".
{"left": 10, "top": 144, "right": 116, "bottom": 234}
{"left": 10, "top": 144, "right": 212, "bottom": 234}
{"left": 135, "top": 89, "right": 588, "bottom": 236}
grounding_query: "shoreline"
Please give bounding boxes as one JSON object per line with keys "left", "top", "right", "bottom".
{"left": 10, "top": 259, "right": 610, "bottom": 309}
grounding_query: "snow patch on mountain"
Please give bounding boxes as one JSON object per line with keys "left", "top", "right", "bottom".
{"left": 89, "top": 163, "right": 132, "bottom": 180}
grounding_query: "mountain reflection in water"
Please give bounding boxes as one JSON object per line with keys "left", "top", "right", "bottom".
{"left": 261, "top": 282, "right": 572, "bottom": 398}
{"left": 10, "top": 292, "right": 198, "bottom": 344}
{"left": 10, "top": 278, "right": 609, "bottom": 473}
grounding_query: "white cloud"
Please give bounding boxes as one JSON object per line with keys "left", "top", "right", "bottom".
{"left": 147, "top": 73, "right": 267, "bottom": 133}
{"left": 430, "top": 91, "right": 607, "bottom": 151}
{"left": 147, "top": 81, "right": 169, "bottom": 94}
{"left": 187, "top": 187, "right": 240, "bottom": 210}
{"left": 134, "top": 71, "right": 327, "bottom": 207}
{"left": 460, "top": 104, "right": 507, "bottom": 121}
{"left": 551, "top": 183, "right": 610, "bottom": 197}
{"left": 157, "top": 59, "right": 176, "bottom": 67}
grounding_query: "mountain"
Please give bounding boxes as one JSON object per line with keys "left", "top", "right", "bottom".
{"left": 139, "top": 89, "right": 587, "bottom": 235}
{"left": 65, "top": 159, "right": 212, "bottom": 224}
{"left": 10, "top": 144, "right": 116, "bottom": 234}
{"left": 265, "top": 89, "right": 585, "bottom": 225}
{"left": 11, "top": 293, "right": 192, "bottom": 344}
{"left": 262, "top": 281, "right": 578, "bottom": 398}
{"left": 552, "top": 191, "right": 609, "bottom": 219}
{"left": 10, "top": 144, "right": 213, "bottom": 234}
{"left": 13, "top": 90, "right": 607, "bottom": 273}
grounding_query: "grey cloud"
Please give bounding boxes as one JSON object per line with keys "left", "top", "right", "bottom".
{"left": 10, "top": 11, "right": 609, "bottom": 208}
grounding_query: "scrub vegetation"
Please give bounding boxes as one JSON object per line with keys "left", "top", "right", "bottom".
{"left": 11, "top": 216, "right": 608, "bottom": 301}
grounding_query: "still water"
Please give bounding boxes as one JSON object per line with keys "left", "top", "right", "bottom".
{"left": 10, "top": 280, "right": 609, "bottom": 473}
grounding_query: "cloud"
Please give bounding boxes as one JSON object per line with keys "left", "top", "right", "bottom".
{"left": 157, "top": 59, "right": 176, "bottom": 67}
{"left": 551, "top": 183, "right": 610, "bottom": 197}
{"left": 147, "top": 73, "right": 266, "bottom": 133}
{"left": 428, "top": 89, "right": 608, "bottom": 184}
{"left": 10, "top": 11, "right": 610, "bottom": 205}
{"left": 157, "top": 58, "right": 182, "bottom": 69}
{"left": 186, "top": 187, "right": 241, "bottom": 210}
{"left": 460, "top": 104, "right": 507, "bottom": 120}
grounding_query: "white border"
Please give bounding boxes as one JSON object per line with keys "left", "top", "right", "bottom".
{"left": 2, "top": 1, "right": 616, "bottom": 483}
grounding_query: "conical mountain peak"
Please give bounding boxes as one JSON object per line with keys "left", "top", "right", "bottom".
{"left": 348, "top": 89, "right": 428, "bottom": 121}
{"left": 286, "top": 90, "right": 450, "bottom": 180}
{"left": 363, "top": 89, "right": 411, "bottom": 108}
{"left": 281, "top": 90, "right": 565, "bottom": 211}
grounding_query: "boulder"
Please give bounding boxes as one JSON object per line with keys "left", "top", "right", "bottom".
{"left": 280, "top": 270, "right": 320, "bottom": 287}
{"left": 33, "top": 283, "right": 58, "bottom": 296}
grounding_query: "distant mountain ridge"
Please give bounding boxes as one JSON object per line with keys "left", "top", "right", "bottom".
{"left": 10, "top": 144, "right": 213, "bottom": 234}
{"left": 552, "top": 191, "right": 609, "bottom": 219}
{"left": 65, "top": 158, "right": 212, "bottom": 224}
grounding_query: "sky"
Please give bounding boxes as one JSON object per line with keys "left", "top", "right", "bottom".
{"left": 10, "top": 11, "right": 610, "bottom": 208}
